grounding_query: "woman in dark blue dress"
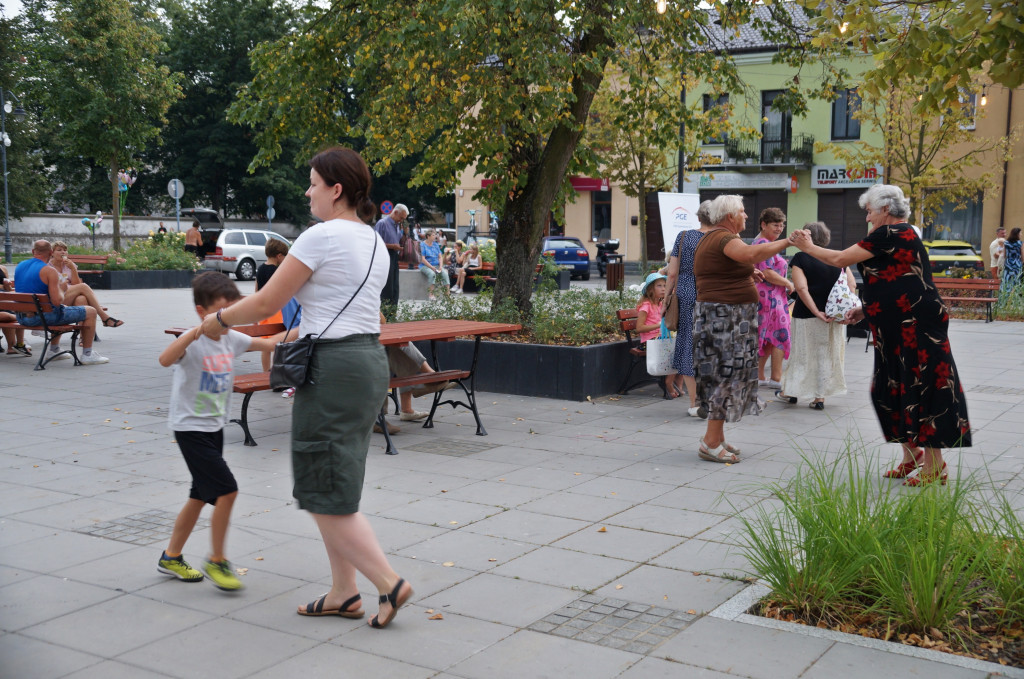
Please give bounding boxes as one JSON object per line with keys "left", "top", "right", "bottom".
{"left": 663, "top": 201, "right": 713, "bottom": 417}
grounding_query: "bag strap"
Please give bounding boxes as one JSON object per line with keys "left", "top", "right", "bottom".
{"left": 659, "top": 319, "right": 670, "bottom": 339}
{"left": 295, "top": 232, "right": 379, "bottom": 341}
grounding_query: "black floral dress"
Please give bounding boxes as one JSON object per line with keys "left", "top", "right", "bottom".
{"left": 857, "top": 223, "right": 971, "bottom": 449}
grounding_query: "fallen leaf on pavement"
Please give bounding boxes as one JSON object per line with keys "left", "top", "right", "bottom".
{"left": 615, "top": 585, "right": 624, "bottom": 590}
{"left": 488, "top": 558, "right": 497, "bottom": 562}
{"left": 426, "top": 609, "right": 434, "bottom": 614}
{"left": 236, "top": 568, "right": 248, "bottom": 575}
{"left": 254, "top": 556, "right": 264, "bottom": 561}
{"left": 449, "top": 521, "right": 458, "bottom": 525}
{"left": 429, "top": 613, "right": 444, "bottom": 620}
{"left": 597, "top": 526, "right": 607, "bottom": 533}
{"left": 443, "top": 561, "right": 455, "bottom": 567}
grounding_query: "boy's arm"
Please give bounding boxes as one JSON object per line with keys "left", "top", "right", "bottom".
{"left": 246, "top": 337, "right": 280, "bottom": 354}
{"left": 159, "top": 327, "right": 200, "bottom": 367}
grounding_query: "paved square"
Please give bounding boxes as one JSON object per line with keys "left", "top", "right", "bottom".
{"left": 1, "top": 286, "right": 1020, "bottom": 679}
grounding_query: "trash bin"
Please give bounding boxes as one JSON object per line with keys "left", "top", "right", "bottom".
{"left": 605, "top": 255, "right": 624, "bottom": 291}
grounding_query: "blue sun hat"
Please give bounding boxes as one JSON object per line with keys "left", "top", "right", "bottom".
{"left": 639, "top": 272, "right": 668, "bottom": 296}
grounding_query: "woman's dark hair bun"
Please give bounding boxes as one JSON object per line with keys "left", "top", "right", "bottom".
{"left": 309, "top": 146, "right": 374, "bottom": 222}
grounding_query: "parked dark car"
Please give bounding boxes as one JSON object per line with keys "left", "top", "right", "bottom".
{"left": 542, "top": 236, "right": 591, "bottom": 280}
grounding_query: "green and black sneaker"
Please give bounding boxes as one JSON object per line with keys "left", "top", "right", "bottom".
{"left": 157, "top": 552, "right": 204, "bottom": 582}
{"left": 203, "top": 558, "right": 244, "bottom": 591}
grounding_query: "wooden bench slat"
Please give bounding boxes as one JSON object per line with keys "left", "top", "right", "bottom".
{"left": 388, "top": 369, "right": 470, "bottom": 389}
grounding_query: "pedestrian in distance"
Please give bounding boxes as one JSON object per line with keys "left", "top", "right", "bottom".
{"left": 157, "top": 272, "right": 280, "bottom": 590}
{"left": 374, "top": 203, "right": 408, "bottom": 311}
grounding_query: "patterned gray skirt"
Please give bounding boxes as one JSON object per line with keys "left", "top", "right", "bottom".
{"left": 693, "top": 301, "right": 765, "bottom": 422}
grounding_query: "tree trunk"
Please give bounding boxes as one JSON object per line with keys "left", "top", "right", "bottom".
{"left": 110, "top": 156, "right": 121, "bottom": 252}
{"left": 637, "top": 152, "right": 648, "bottom": 273}
{"left": 492, "top": 25, "right": 613, "bottom": 316}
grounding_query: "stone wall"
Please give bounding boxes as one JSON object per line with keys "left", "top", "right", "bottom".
{"left": 6, "top": 213, "right": 300, "bottom": 252}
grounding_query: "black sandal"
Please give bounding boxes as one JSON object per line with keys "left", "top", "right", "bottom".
{"left": 102, "top": 317, "right": 124, "bottom": 328}
{"left": 297, "top": 592, "right": 363, "bottom": 618}
{"left": 369, "top": 578, "right": 413, "bottom": 629}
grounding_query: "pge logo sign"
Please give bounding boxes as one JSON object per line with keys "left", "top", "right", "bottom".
{"left": 673, "top": 207, "right": 692, "bottom": 224}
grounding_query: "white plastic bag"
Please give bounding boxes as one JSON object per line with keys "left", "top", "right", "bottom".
{"left": 824, "top": 269, "right": 861, "bottom": 321}
{"left": 645, "top": 321, "right": 676, "bottom": 376}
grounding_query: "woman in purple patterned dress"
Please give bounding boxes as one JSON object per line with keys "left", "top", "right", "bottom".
{"left": 752, "top": 207, "right": 794, "bottom": 389}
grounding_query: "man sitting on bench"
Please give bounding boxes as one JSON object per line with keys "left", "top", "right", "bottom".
{"left": 13, "top": 240, "right": 109, "bottom": 365}
{"left": 376, "top": 312, "right": 452, "bottom": 434}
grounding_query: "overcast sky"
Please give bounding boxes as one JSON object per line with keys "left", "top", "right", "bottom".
{"left": 3, "top": 0, "right": 23, "bottom": 17}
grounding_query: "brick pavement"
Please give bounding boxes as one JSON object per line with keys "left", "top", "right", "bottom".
{"left": 1, "top": 284, "right": 1021, "bottom": 679}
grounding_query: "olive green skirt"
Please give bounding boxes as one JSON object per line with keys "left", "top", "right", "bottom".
{"left": 290, "top": 334, "right": 389, "bottom": 515}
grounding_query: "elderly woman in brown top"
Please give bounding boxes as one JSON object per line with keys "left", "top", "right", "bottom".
{"left": 693, "top": 195, "right": 795, "bottom": 463}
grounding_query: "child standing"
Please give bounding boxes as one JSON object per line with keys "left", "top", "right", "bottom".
{"left": 635, "top": 272, "right": 679, "bottom": 397}
{"left": 156, "top": 272, "right": 278, "bottom": 590}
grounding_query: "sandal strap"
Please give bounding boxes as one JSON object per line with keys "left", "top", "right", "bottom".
{"left": 307, "top": 594, "right": 327, "bottom": 614}
{"left": 378, "top": 578, "right": 405, "bottom": 606}
{"left": 340, "top": 593, "right": 361, "bottom": 613}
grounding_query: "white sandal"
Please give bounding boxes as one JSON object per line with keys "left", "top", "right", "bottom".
{"left": 698, "top": 437, "right": 740, "bottom": 463}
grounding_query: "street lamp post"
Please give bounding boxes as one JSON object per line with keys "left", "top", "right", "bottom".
{"left": 2, "top": 90, "right": 27, "bottom": 265}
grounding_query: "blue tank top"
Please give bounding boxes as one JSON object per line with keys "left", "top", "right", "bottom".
{"left": 14, "top": 258, "right": 49, "bottom": 295}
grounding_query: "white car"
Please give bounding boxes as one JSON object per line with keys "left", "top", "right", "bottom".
{"left": 201, "top": 229, "right": 292, "bottom": 281}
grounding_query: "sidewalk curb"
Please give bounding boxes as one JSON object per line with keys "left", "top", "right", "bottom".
{"left": 711, "top": 583, "right": 1024, "bottom": 678}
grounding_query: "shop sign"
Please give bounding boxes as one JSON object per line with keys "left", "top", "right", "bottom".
{"left": 811, "top": 165, "right": 883, "bottom": 188}
{"left": 682, "top": 172, "right": 791, "bottom": 192}
{"left": 481, "top": 176, "right": 609, "bottom": 191}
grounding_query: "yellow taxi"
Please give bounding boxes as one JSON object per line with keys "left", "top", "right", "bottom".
{"left": 921, "top": 240, "right": 985, "bottom": 277}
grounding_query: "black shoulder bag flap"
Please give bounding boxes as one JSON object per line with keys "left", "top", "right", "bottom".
{"left": 269, "top": 235, "right": 379, "bottom": 390}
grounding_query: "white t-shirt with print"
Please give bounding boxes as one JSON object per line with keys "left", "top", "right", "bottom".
{"left": 168, "top": 331, "right": 253, "bottom": 432}
{"left": 288, "top": 219, "right": 389, "bottom": 340}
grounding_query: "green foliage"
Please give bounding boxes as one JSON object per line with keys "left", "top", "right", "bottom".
{"left": 229, "top": 0, "right": 838, "bottom": 315}
{"left": 735, "top": 449, "right": 1024, "bottom": 634}
{"left": 807, "top": 0, "right": 1024, "bottom": 111}
{"left": 101, "top": 231, "right": 201, "bottom": 271}
{"left": 394, "top": 287, "right": 638, "bottom": 347}
{"left": 23, "top": 0, "right": 183, "bottom": 248}
{"left": 994, "top": 283, "right": 1024, "bottom": 321}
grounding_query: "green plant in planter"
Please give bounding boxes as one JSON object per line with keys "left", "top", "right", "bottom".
{"left": 104, "top": 232, "right": 202, "bottom": 271}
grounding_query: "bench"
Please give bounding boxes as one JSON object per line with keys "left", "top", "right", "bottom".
{"left": 165, "top": 323, "right": 471, "bottom": 450}
{"left": 933, "top": 277, "right": 1000, "bottom": 323}
{"left": 615, "top": 308, "right": 668, "bottom": 398}
{"left": 68, "top": 254, "right": 109, "bottom": 277}
{"left": 0, "top": 291, "right": 84, "bottom": 369}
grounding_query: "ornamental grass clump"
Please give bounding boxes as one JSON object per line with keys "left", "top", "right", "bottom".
{"left": 734, "top": 448, "right": 1024, "bottom": 640}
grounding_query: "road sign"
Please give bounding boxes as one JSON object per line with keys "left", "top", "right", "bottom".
{"left": 266, "top": 207, "right": 276, "bottom": 221}
{"left": 380, "top": 200, "right": 394, "bottom": 215}
{"left": 266, "top": 195, "right": 275, "bottom": 208}
{"left": 167, "top": 179, "right": 184, "bottom": 199}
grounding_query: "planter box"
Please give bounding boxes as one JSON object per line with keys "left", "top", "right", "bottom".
{"left": 413, "top": 338, "right": 644, "bottom": 401}
{"left": 90, "top": 269, "right": 196, "bottom": 290}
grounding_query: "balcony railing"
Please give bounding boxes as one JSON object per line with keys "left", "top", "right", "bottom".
{"left": 721, "top": 134, "right": 814, "bottom": 166}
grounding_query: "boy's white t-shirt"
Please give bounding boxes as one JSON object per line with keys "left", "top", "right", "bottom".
{"left": 288, "top": 219, "right": 389, "bottom": 339}
{"left": 168, "top": 331, "right": 252, "bottom": 432}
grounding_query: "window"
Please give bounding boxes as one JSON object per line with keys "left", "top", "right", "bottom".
{"left": 831, "top": 88, "right": 861, "bottom": 140}
{"left": 591, "top": 190, "right": 612, "bottom": 241}
{"left": 959, "top": 92, "right": 977, "bottom": 130}
{"left": 923, "top": 192, "right": 983, "bottom": 247}
{"left": 761, "top": 90, "right": 792, "bottom": 163}
{"left": 224, "top": 231, "right": 245, "bottom": 245}
{"left": 245, "top": 231, "right": 267, "bottom": 246}
{"left": 702, "top": 93, "right": 729, "bottom": 144}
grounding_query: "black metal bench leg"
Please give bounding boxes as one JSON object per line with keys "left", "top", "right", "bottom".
{"left": 378, "top": 407, "right": 398, "bottom": 455}
{"left": 230, "top": 392, "right": 258, "bottom": 446}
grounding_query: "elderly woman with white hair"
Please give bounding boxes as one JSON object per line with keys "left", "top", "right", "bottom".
{"left": 790, "top": 184, "right": 971, "bottom": 486}
{"left": 692, "top": 194, "right": 795, "bottom": 463}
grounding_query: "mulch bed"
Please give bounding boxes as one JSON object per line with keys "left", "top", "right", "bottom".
{"left": 755, "top": 598, "right": 1024, "bottom": 669}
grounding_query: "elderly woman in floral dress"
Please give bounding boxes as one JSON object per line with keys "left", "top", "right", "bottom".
{"left": 753, "top": 208, "right": 793, "bottom": 390}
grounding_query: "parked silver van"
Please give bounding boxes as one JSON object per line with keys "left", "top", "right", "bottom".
{"left": 201, "top": 229, "right": 291, "bottom": 281}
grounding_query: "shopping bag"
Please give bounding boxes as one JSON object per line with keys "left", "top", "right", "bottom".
{"left": 645, "top": 321, "right": 676, "bottom": 376}
{"left": 824, "top": 269, "right": 861, "bottom": 321}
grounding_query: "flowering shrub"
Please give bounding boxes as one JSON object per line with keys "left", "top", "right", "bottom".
{"left": 103, "top": 231, "right": 201, "bottom": 271}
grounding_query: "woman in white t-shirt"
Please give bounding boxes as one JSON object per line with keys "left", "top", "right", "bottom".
{"left": 199, "top": 146, "right": 413, "bottom": 629}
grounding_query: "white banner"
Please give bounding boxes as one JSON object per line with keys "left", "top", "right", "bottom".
{"left": 682, "top": 172, "right": 791, "bottom": 192}
{"left": 657, "top": 192, "right": 702, "bottom": 254}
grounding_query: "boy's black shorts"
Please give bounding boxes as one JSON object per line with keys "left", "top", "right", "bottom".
{"left": 175, "top": 430, "right": 238, "bottom": 505}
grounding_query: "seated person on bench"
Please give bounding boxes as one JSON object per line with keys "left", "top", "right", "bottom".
{"left": 376, "top": 312, "right": 453, "bottom": 435}
{"left": 13, "top": 240, "right": 109, "bottom": 365}
{"left": 1, "top": 264, "right": 31, "bottom": 356}
{"left": 43, "top": 241, "right": 125, "bottom": 354}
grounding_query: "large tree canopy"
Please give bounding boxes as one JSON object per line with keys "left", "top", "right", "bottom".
{"left": 807, "top": 0, "right": 1023, "bottom": 111}
{"left": 23, "top": 0, "right": 181, "bottom": 249}
{"left": 232, "top": 1, "right": 840, "bottom": 313}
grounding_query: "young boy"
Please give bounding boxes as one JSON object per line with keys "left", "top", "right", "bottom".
{"left": 157, "top": 272, "right": 278, "bottom": 590}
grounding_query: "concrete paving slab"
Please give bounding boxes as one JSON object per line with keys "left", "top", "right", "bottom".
{"left": 614, "top": 656, "right": 745, "bottom": 678}
{"left": 445, "top": 629, "right": 639, "bottom": 679}
{"left": 801, "top": 641, "right": 991, "bottom": 679}
{"left": 61, "top": 661, "right": 176, "bottom": 679}
{"left": 491, "top": 546, "right": 637, "bottom": 590}
{"left": 248, "top": 644, "right": 435, "bottom": 679}
{"left": 653, "top": 616, "right": 833, "bottom": 678}
{"left": 396, "top": 529, "right": 538, "bottom": 572}
{"left": 0, "top": 633, "right": 105, "bottom": 679}
{"left": 551, "top": 524, "right": 682, "bottom": 562}
{"left": 462, "top": 508, "right": 591, "bottom": 544}
{"left": 0, "top": 573, "right": 120, "bottom": 632}
{"left": 592, "top": 565, "right": 746, "bottom": 614}
{"left": 418, "top": 573, "right": 581, "bottom": 628}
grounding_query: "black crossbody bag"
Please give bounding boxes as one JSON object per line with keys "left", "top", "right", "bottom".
{"left": 269, "top": 236, "right": 378, "bottom": 390}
